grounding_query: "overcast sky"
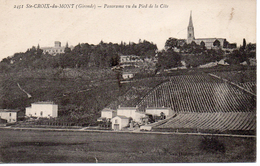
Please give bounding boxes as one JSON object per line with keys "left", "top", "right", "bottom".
{"left": 0, "top": 0, "right": 256, "bottom": 60}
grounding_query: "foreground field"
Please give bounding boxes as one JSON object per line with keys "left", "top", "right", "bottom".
{"left": 0, "top": 129, "right": 255, "bottom": 163}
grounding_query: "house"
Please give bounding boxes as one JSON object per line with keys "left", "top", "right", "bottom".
{"left": 117, "top": 106, "right": 147, "bottom": 124}
{"left": 120, "top": 55, "right": 141, "bottom": 63}
{"left": 145, "top": 107, "right": 173, "bottom": 119}
{"left": 26, "top": 101, "right": 58, "bottom": 118}
{"left": 0, "top": 109, "right": 19, "bottom": 123}
{"left": 117, "top": 106, "right": 136, "bottom": 119}
{"left": 41, "top": 41, "right": 73, "bottom": 55}
{"left": 122, "top": 72, "right": 134, "bottom": 80}
{"left": 111, "top": 115, "right": 130, "bottom": 130}
{"left": 97, "top": 108, "right": 117, "bottom": 122}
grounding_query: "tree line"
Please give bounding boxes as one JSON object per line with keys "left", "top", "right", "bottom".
{"left": 0, "top": 40, "right": 157, "bottom": 72}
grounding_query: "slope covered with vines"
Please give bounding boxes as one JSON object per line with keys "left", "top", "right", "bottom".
{"left": 137, "top": 74, "right": 255, "bottom": 113}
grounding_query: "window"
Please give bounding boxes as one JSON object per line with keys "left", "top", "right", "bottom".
{"left": 9, "top": 113, "right": 11, "bottom": 116}
{"left": 35, "top": 113, "right": 36, "bottom": 115}
{"left": 115, "top": 119, "right": 118, "bottom": 124}
{"left": 40, "top": 111, "right": 43, "bottom": 116}
{"left": 9, "top": 119, "right": 11, "bottom": 122}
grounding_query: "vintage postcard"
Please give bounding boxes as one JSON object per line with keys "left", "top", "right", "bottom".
{"left": 0, "top": 0, "right": 256, "bottom": 163}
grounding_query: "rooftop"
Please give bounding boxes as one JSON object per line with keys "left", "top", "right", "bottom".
{"left": 113, "top": 115, "right": 129, "bottom": 119}
{"left": 118, "top": 107, "right": 137, "bottom": 110}
{"left": 102, "top": 108, "right": 117, "bottom": 112}
{"left": 32, "top": 101, "right": 55, "bottom": 104}
{"left": 146, "top": 107, "right": 171, "bottom": 110}
{"left": 195, "top": 38, "right": 226, "bottom": 40}
{"left": 0, "top": 109, "right": 20, "bottom": 112}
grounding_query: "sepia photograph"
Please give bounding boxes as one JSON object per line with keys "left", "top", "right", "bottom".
{"left": 0, "top": 0, "right": 257, "bottom": 163}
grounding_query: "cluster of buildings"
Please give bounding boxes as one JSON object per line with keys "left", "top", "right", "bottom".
{"left": 0, "top": 101, "right": 58, "bottom": 125}
{"left": 183, "top": 11, "right": 237, "bottom": 50}
{"left": 97, "top": 106, "right": 174, "bottom": 130}
{"left": 1, "top": 100, "right": 173, "bottom": 131}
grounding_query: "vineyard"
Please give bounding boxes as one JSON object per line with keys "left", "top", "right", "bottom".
{"left": 137, "top": 74, "right": 255, "bottom": 113}
{"left": 151, "top": 112, "right": 256, "bottom": 133}
{"left": 136, "top": 73, "right": 256, "bottom": 133}
{"left": 213, "top": 70, "right": 256, "bottom": 94}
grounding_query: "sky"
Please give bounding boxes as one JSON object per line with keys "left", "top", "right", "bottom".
{"left": 0, "top": 0, "right": 256, "bottom": 61}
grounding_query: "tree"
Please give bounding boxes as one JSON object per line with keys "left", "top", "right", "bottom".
{"left": 157, "top": 49, "right": 181, "bottom": 69}
{"left": 213, "top": 39, "right": 220, "bottom": 47}
{"left": 165, "top": 38, "right": 178, "bottom": 51}
{"left": 243, "top": 38, "right": 246, "bottom": 50}
{"left": 64, "top": 43, "right": 71, "bottom": 54}
{"left": 225, "top": 50, "right": 247, "bottom": 65}
{"left": 223, "top": 39, "right": 229, "bottom": 48}
{"left": 200, "top": 41, "right": 205, "bottom": 47}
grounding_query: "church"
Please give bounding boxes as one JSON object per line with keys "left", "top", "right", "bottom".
{"left": 185, "top": 11, "right": 236, "bottom": 49}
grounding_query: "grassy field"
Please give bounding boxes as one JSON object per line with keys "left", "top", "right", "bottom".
{"left": 0, "top": 129, "right": 255, "bottom": 163}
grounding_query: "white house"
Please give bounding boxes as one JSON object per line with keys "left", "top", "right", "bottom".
{"left": 26, "top": 101, "right": 58, "bottom": 118}
{"left": 146, "top": 107, "right": 173, "bottom": 118}
{"left": 117, "top": 106, "right": 147, "bottom": 123}
{"left": 111, "top": 115, "right": 129, "bottom": 130}
{"left": 117, "top": 106, "right": 136, "bottom": 118}
{"left": 120, "top": 55, "right": 141, "bottom": 63}
{"left": 0, "top": 109, "right": 19, "bottom": 123}
{"left": 97, "top": 108, "right": 117, "bottom": 121}
{"left": 122, "top": 72, "right": 134, "bottom": 80}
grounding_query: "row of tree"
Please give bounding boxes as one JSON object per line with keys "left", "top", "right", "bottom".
{"left": 0, "top": 40, "right": 157, "bottom": 71}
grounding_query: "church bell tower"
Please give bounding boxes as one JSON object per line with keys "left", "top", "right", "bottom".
{"left": 187, "top": 11, "right": 195, "bottom": 44}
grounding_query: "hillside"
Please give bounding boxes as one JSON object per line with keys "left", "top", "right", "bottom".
{"left": 137, "top": 73, "right": 256, "bottom": 113}
{"left": 137, "top": 71, "right": 256, "bottom": 133}
{"left": 0, "top": 68, "right": 129, "bottom": 123}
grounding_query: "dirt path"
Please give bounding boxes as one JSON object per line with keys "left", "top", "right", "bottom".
{"left": 0, "top": 126, "right": 255, "bottom": 138}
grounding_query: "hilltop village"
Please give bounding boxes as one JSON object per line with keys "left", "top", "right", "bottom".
{"left": 0, "top": 12, "right": 256, "bottom": 134}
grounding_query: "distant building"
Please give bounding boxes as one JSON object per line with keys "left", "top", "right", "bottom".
{"left": 111, "top": 115, "right": 130, "bottom": 130}
{"left": 97, "top": 108, "right": 117, "bottom": 121}
{"left": 41, "top": 41, "right": 73, "bottom": 55}
{"left": 0, "top": 109, "right": 19, "bottom": 123}
{"left": 186, "top": 11, "right": 236, "bottom": 49}
{"left": 146, "top": 107, "right": 173, "bottom": 119}
{"left": 26, "top": 101, "right": 58, "bottom": 118}
{"left": 117, "top": 106, "right": 146, "bottom": 123}
{"left": 120, "top": 55, "right": 141, "bottom": 63}
{"left": 122, "top": 72, "right": 134, "bottom": 79}
{"left": 117, "top": 106, "right": 136, "bottom": 118}
{"left": 249, "top": 58, "right": 256, "bottom": 66}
